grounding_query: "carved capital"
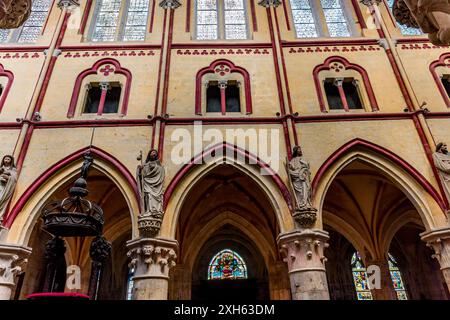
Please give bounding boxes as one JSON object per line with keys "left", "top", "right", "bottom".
{"left": 159, "top": 0, "right": 181, "bottom": 9}
{"left": 258, "top": 0, "right": 281, "bottom": 8}
{"left": 126, "top": 238, "right": 178, "bottom": 279}
{"left": 421, "top": 227, "right": 450, "bottom": 271}
{"left": 0, "top": 244, "right": 31, "bottom": 290}
{"left": 57, "top": 0, "right": 80, "bottom": 9}
{"left": 277, "top": 229, "right": 329, "bottom": 273}
{"left": 359, "top": 0, "right": 382, "bottom": 7}
{"left": 0, "top": 0, "right": 32, "bottom": 29}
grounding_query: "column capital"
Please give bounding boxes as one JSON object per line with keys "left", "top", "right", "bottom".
{"left": 258, "top": 0, "right": 281, "bottom": 8}
{"left": 0, "top": 244, "right": 31, "bottom": 300}
{"left": 159, "top": 0, "right": 182, "bottom": 10}
{"left": 57, "top": 0, "right": 80, "bottom": 10}
{"left": 421, "top": 227, "right": 450, "bottom": 269}
{"left": 359, "top": 0, "right": 382, "bottom": 7}
{"left": 277, "top": 229, "right": 329, "bottom": 272}
{"left": 126, "top": 237, "right": 178, "bottom": 279}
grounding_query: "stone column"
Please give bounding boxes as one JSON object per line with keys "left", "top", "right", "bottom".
{"left": 126, "top": 237, "right": 178, "bottom": 300}
{"left": 0, "top": 244, "right": 31, "bottom": 300}
{"left": 277, "top": 229, "right": 330, "bottom": 300}
{"left": 363, "top": 257, "right": 397, "bottom": 300}
{"left": 421, "top": 227, "right": 450, "bottom": 292}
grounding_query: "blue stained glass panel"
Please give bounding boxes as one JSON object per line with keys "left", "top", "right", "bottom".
{"left": 208, "top": 249, "right": 248, "bottom": 280}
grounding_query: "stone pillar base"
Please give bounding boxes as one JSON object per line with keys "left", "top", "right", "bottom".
{"left": 277, "top": 229, "right": 330, "bottom": 300}
{"left": 0, "top": 244, "right": 32, "bottom": 300}
{"left": 126, "top": 237, "right": 178, "bottom": 300}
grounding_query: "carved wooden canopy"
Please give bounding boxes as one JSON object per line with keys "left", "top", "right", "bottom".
{"left": 392, "top": 0, "right": 421, "bottom": 28}
{"left": 0, "top": 0, "right": 32, "bottom": 29}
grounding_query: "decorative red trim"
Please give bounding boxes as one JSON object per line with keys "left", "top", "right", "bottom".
{"left": 67, "top": 58, "right": 132, "bottom": 118}
{"left": 150, "top": 0, "right": 156, "bottom": 33}
{"left": 41, "top": 0, "right": 56, "bottom": 35}
{"left": 164, "top": 142, "right": 293, "bottom": 211}
{"left": 311, "top": 138, "right": 447, "bottom": 212}
{"left": 152, "top": 10, "right": 168, "bottom": 118}
{"left": 60, "top": 44, "right": 162, "bottom": 51}
{"left": 27, "top": 292, "right": 90, "bottom": 300}
{"left": 385, "top": 48, "right": 414, "bottom": 111}
{"left": 4, "top": 146, "right": 139, "bottom": 228}
{"left": 195, "top": 59, "right": 253, "bottom": 115}
{"left": 282, "top": 39, "right": 380, "bottom": 47}
{"left": 430, "top": 52, "right": 450, "bottom": 108}
{"left": 313, "top": 56, "right": 379, "bottom": 112}
{"left": 79, "top": 0, "right": 93, "bottom": 35}
{"left": 250, "top": 0, "right": 258, "bottom": 32}
{"left": 0, "top": 64, "right": 14, "bottom": 113}
{"left": 281, "top": 0, "right": 291, "bottom": 31}
{"left": 186, "top": 0, "right": 191, "bottom": 33}
{"left": 350, "top": 0, "right": 367, "bottom": 29}
{"left": 161, "top": 10, "right": 175, "bottom": 115}
{"left": 172, "top": 43, "right": 272, "bottom": 49}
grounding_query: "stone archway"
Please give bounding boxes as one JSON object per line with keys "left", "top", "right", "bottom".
{"left": 168, "top": 164, "right": 291, "bottom": 300}
{"left": 11, "top": 163, "right": 134, "bottom": 299}
{"left": 321, "top": 158, "right": 447, "bottom": 300}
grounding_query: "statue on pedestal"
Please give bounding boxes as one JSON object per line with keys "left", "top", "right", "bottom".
{"left": 286, "top": 146, "right": 317, "bottom": 228}
{"left": 0, "top": 155, "right": 17, "bottom": 223}
{"left": 433, "top": 142, "right": 450, "bottom": 203}
{"left": 137, "top": 150, "right": 165, "bottom": 237}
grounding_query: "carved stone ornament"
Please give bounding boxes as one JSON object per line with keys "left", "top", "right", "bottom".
{"left": 0, "top": 0, "right": 31, "bottom": 29}
{"left": 57, "top": 0, "right": 80, "bottom": 9}
{"left": 292, "top": 208, "right": 318, "bottom": 229}
{"left": 393, "top": 0, "right": 450, "bottom": 46}
{"left": 159, "top": 0, "right": 182, "bottom": 9}
{"left": 89, "top": 236, "right": 111, "bottom": 263}
{"left": 258, "top": 0, "right": 282, "bottom": 7}
{"left": 126, "top": 238, "right": 178, "bottom": 278}
{"left": 0, "top": 244, "right": 31, "bottom": 300}
{"left": 421, "top": 227, "right": 450, "bottom": 287}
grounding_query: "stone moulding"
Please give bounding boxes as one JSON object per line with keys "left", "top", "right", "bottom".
{"left": 0, "top": 0, "right": 32, "bottom": 29}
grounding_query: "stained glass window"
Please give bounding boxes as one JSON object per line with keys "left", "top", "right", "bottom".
{"left": 289, "top": 0, "right": 352, "bottom": 38}
{"left": 126, "top": 266, "right": 135, "bottom": 300}
{"left": 196, "top": 0, "right": 248, "bottom": 40}
{"left": 388, "top": 253, "right": 408, "bottom": 300}
{"left": 90, "top": 0, "right": 150, "bottom": 42}
{"left": 208, "top": 249, "right": 248, "bottom": 280}
{"left": 0, "top": 0, "right": 52, "bottom": 44}
{"left": 351, "top": 252, "right": 373, "bottom": 300}
{"left": 386, "top": 0, "right": 423, "bottom": 36}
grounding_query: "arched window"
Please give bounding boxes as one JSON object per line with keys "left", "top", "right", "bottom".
{"left": 351, "top": 252, "right": 373, "bottom": 300}
{"left": 386, "top": 0, "right": 423, "bottom": 36}
{"left": 195, "top": 0, "right": 249, "bottom": 40}
{"left": 289, "top": 0, "right": 354, "bottom": 38}
{"left": 351, "top": 252, "right": 408, "bottom": 300}
{"left": 89, "top": 0, "right": 151, "bottom": 42}
{"left": 0, "top": 0, "right": 52, "bottom": 43}
{"left": 388, "top": 253, "right": 408, "bottom": 300}
{"left": 208, "top": 249, "right": 248, "bottom": 280}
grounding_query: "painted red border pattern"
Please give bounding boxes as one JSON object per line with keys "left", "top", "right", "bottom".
{"left": 164, "top": 142, "right": 293, "bottom": 211}
{"left": 4, "top": 146, "right": 139, "bottom": 228}
{"left": 311, "top": 138, "right": 447, "bottom": 212}
{"left": 0, "top": 64, "right": 14, "bottom": 113}
{"left": 313, "top": 56, "right": 379, "bottom": 112}
{"left": 67, "top": 58, "right": 132, "bottom": 118}
{"left": 195, "top": 59, "right": 253, "bottom": 115}
{"left": 430, "top": 52, "right": 450, "bottom": 108}
{"left": 79, "top": 0, "right": 93, "bottom": 35}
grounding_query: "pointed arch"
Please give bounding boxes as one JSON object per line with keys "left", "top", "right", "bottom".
{"left": 162, "top": 142, "right": 294, "bottom": 238}
{"left": 5, "top": 146, "right": 139, "bottom": 244}
{"left": 313, "top": 138, "right": 446, "bottom": 230}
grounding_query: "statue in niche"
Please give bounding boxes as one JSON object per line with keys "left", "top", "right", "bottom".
{"left": 0, "top": 155, "right": 17, "bottom": 223}
{"left": 286, "top": 146, "right": 317, "bottom": 228}
{"left": 393, "top": 0, "right": 450, "bottom": 46}
{"left": 433, "top": 142, "right": 450, "bottom": 203}
{"left": 137, "top": 149, "right": 165, "bottom": 237}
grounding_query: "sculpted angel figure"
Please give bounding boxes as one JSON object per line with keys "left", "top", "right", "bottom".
{"left": 0, "top": 155, "right": 18, "bottom": 222}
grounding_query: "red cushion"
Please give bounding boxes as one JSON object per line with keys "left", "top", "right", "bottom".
{"left": 26, "top": 292, "right": 91, "bottom": 300}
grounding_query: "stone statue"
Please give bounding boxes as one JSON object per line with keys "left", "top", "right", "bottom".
{"left": 0, "top": 155, "right": 17, "bottom": 223}
{"left": 80, "top": 151, "right": 94, "bottom": 180}
{"left": 136, "top": 149, "right": 165, "bottom": 237}
{"left": 393, "top": 0, "right": 450, "bottom": 46}
{"left": 433, "top": 142, "right": 450, "bottom": 202}
{"left": 286, "top": 146, "right": 317, "bottom": 228}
